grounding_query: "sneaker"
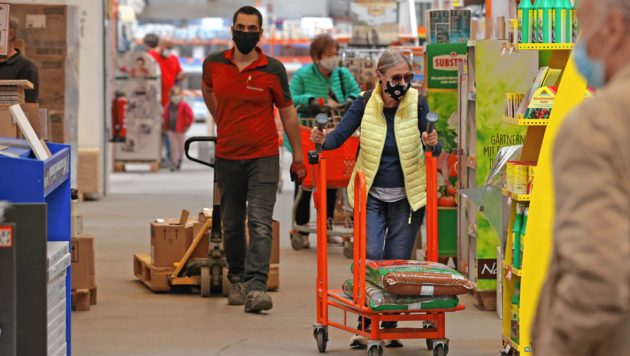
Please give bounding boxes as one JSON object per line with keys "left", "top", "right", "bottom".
{"left": 327, "top": 235, "right": 344, "bottom": 246}
{"left": 349, "top": 334, "right": 368, "bottom": 348}
{"left": 227, "top": 282, "right": 246, "bottom": 305}
{"left": 384, "top": 339, "right": 404, "bottom": 348}
{"left": 244, "top": 291, "right": 273, "bottom": 313}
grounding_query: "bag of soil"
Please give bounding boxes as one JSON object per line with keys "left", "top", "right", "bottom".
{"left": 363, "top": 260, "right": 473, "bottom": 296}
{"left": 342, "top": 279, "right": 459, "bottom": 311}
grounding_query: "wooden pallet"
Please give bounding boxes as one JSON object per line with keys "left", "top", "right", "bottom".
{"left": 133, "top": 253, "right": 174, "bottom": 292}
{"left": 114, "top": 161, "right": 159, "bottom": 173}
{"left": 71, "top": 285, "right": 97, "bottom": 311}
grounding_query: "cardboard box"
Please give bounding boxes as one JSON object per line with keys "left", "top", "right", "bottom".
{"left": 246, "top": 220, "right": 280, "bottom": 265}
{"left": 151, "top": 211, "right": 191, "bottom": 267}
{"left": 268, "top": 264, "right": 279, "bottom": 290}
{"left": 78, "top": 148, "right": 101, "bottom": 194}
{"left": 188, "top": 220, "right": 209, "bottom": 259}
{"left": 71, "top": 235, "right": 95, "bottom": 289}
{"left": 0, "top": 107, "right": 19, "bottom": 138}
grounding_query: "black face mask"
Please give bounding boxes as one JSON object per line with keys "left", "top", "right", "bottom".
{"left": 232, "top": 30, "right": 260, "bottom": 55}
{"left": 382, "top": 81, "right": 410, "bottom": 101}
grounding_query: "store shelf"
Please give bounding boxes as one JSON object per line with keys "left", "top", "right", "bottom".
{"left": 502, "top": 334, "right": 532, "bottom": 353}
{"left": 502, "top": 188, "right": 531, "bottom": 201}
{"left": 502, "top": 261, "right": 522, "bottom": 277}
{"left": 517, "top": 43, "right": 574, "bottom": 50}
{"left": 502, "top": 115, "right": 548, "bottom": 126}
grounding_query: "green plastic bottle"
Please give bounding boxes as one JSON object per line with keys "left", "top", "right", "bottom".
{"left": 553, "top": 0, "right": 572, "bottom": 43}
{"left": 511, "top": 283, "right": 521, "bottom": 343}
{"left": 519, "top": 0, "right": 535, "bottom": 43}
{"left": 533, "top": 0, "right": 542, "bottom": 43}
{"left": 565, "top": 0, "right": 573, "bottom": 43}
{"left": 513, "top": 203, "right": 524, "bottom": 269}
{"left": 540, "top": 0, "right": 554, "bottom": 43}
{"left": 572, "top": 0, "right": 579, "bottom": 42}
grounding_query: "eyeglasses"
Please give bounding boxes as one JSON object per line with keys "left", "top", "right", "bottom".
{"left": 383, "top": 73, "right": 415, "bottom": 84}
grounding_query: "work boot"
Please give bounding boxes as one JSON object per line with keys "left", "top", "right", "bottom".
{"left": 227, "top": 282, "right": 246, "bottom": 305}
{"left": 244, "top": 291, "right": 273, "bottom": 313}
{"left": 384, "top": 339, "right": 404, "bottom": 348}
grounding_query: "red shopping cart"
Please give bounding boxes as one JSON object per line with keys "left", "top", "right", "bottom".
{"left": 290, "top": 116, "right": 360, "bottom": 258}
{"left": 311, "top": 112, "right": 465, "bottom": 356}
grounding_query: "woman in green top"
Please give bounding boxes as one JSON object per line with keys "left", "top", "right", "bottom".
{"left": 287, "top": 34, "right": 361, "bottom": 249}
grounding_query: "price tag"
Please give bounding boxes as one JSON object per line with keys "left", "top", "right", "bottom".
{"left": 506, "top": 269, "right": 512, "bottom": 280}
{"left": 0, "top": 226, "right": 12, "bottom": 247}
{"left": 504, "top": 344, "right": 512, "bottom": 353}
{"left": 507, "top": 197, "right": 512, "bottom": 205}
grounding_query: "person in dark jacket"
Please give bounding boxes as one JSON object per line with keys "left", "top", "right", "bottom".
{"left": 288, "top": 34, "right": 361, "bottom": 248}
{"left": 311, "top": 50, "right": 441, "bottom": 348}
{"left": 0, "top": 18, "right": 39, "bottom": 103}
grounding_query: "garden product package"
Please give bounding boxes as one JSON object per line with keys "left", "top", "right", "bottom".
{"left": 342, "top": 279, "right": 459, "bottom": 311}
{"left": 362, "top": 260, "right": 473, "bottom": 296}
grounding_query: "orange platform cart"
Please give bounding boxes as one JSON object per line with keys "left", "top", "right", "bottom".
{"left": 311, "top": 115, "right": 464, "bottom": 356}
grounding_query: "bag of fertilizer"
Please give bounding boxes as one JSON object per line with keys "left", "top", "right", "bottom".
{"left": 342, "top": 279, "right": 459, "bottom": 311}
{"left": 363, "top": 260, "right": 473, "bottom": 296}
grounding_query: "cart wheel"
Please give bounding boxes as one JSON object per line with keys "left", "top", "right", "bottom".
{"left": 315, "top": 328, "right": 327, "bottom": 353}
{"left": 424, "top": 325, "right": 434, "bottom": 350}
{"left": 367, "top": 344, "right": 383, "bottom": 356}
{"left": 433, "top": 344, "right": 448, "bottom": 356}
{"left": 343, "top": 244, "right": 354, "bottom": 259}
{"left": 291, "top": 232, "right": 304, "bottom": 251}
{"left": 200, "top": 266, "right": 211, "bottom": 298}
{"left": 221, "top": 267, "right": 231, "bottom": 297}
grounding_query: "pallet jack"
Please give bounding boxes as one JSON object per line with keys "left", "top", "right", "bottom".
{"left": 164, "top": 136, "right": 231, "bottom": 297}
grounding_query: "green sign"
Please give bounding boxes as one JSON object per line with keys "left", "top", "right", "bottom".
{"left": 426, "top": 43, "right": 467, "bottom": 90}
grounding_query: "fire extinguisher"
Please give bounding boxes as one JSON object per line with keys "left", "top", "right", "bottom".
{"left": 111, "top": 91, "right": 127, "bottom": 142}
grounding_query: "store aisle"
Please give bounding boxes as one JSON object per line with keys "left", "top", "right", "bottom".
{"left": 72, "top": 132, "right": 501, "bottom": 355}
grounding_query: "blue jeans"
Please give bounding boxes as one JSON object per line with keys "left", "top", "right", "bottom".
{"left": 216, "top": 155, "right": 279, "bottom": 293}
{"left": 358, "top": 194, "right": 425, "bottom": 330}
{"left": 163, "top": 134, "right": 172, "bottom": 163}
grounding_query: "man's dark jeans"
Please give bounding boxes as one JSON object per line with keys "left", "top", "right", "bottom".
{"left": 216, "top": 155, "right": 279, "bottom": 293}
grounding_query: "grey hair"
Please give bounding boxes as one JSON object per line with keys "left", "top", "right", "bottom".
{"left": 9, "top": 17, "right": 17, "bottom": 31}
{"left": 376, "top": 49, "right": 412, "bottom": 75}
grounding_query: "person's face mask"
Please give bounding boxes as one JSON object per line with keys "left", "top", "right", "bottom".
{"left": 319, "top": 56, "right": 339, "bottom": 71}
{"left": 574, "top": 16, "right": 614, "bottom": 88}
{"left": 161, "top": 48, "right": 173, "bottom": 58}
{"left": 232, "top": 30, "right": 260, "bottom": 55}
{"left": 382, "top": 81, "right": 411, "bottom": 101}
{"left": 171, "top": 95, "right": 182, "bottom": 105}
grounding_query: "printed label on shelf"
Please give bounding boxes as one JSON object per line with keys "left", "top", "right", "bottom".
{"left": 505, "top": 344, "right": 512, "bottom": 353}
{"left": 0, "top": 226, "right": 12, "bottom": 247}
{"left": 44, "top": 156, "right": 70, "bottom": 192}
{"left": 506, "top": 270, "right": 512, "bottom": 280}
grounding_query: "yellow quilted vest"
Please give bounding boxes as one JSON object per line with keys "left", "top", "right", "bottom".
{"left": 347, "top": 82, "right": 427, "bottom": 211}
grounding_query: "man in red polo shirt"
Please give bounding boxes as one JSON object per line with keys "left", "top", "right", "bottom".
{"left": 148, "top": 36, "right": 187, "bottom": 106}
{"left": 201, "top": 6, "right": 306, "bottom": 313}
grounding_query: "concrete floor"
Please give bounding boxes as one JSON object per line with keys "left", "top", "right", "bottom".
{"left": 72, "top": 126, "right": 502, "bottom": 356}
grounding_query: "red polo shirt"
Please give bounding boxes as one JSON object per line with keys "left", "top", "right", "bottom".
{"left": 148, "top": 50, "right": 183, "bottom": 106}
{"left": 202, "top": 47, "right": 293, "bottom": 160}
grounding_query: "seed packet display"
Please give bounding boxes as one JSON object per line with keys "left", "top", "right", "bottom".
{"left": 342, "top": 279, "right": 460, "bottom": 311}
{"left": 428, "top": 10, "right": 450, "bottom": 44}
{"left": 362, "top": 260, "right": 474, "bottom": 296}
{"left": 450, "top": 9, "right": 471, "bottom": 43}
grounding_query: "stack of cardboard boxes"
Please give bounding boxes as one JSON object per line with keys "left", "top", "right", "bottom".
{"left": 47, "top": 241, "right": 71, "bottom": 356}
{"left": 10, "top": 4, "right": 79, "bottom": 145}
{"left": 77, "top": 148, "right": 102, "bottom": 196}
{"left": 70, "top": 235, "right": 97, "bottom": 311}
{"left": 0, "top": 80, "right": 43, "bottom": 139}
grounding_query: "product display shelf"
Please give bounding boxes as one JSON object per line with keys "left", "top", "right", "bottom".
{"left": 457, "top": 40, "right": 538, "bottom": 308}
{"left": 501, "top": 45, "right": 587, "bottom": 354}
{"left": 502, "top": 115, "right": 549, "bottom": 126}
{"left": 0, "top": 137, "right": 72, "bottom": 355}
{"left": 502, "top": 188, "right": 531, "bottom": 201}
{"left": 517, "top": 43, "right": 574, "bottom": 50}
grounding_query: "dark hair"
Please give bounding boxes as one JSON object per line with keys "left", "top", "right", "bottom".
{"left": 136, "top": 57, "right": 145, "bottom": 63}
{"left": 143, "top": 33, "right": 159, "bottom": 49}
{"left": 233, "top": 6, "right": 263, "bottom": 29}
{"left": 310, "top": 34, "right": 339, "bottom": 60}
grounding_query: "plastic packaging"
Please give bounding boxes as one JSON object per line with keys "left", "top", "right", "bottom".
{"left": 511, "top": 283, "right": 521, "bottom": 343}
{"left": 362, "top": 260, "right": 473, "bottom": 296}
{"left": 519, "top": 0, "right": 535, "bottom": 43}
{"left": 514, "top": 163, "right": 529, "bottom": 194}
{"left": 342, "top": 280, "right": 460, "bottom": 311}
{"left": 513, "top": 203, "right": 525, "bottom": 269}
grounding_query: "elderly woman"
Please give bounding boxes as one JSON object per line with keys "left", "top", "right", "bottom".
{"left": 311, "top": 49, "right": 441, "bottom": 348}
{"left": 287, "top": 34, "right": 361, "bottom": 248}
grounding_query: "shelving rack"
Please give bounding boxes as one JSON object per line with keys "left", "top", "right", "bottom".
{"left": 500, "top": 44, "right": 587, "bottom": 353}
{"left": 0, "top": 137, "right": 72, "bottom": 355}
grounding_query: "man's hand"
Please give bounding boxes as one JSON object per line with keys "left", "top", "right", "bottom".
{"left": 290, "top": 160, "right": 307, "bottom": 184}
{"left": 422, "top": 131, "right": 439, "bottom": 147}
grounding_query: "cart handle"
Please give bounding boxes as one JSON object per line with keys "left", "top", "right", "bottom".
{"left": 185, "top": 136, "right": 217, "bottom": 168}
{"left": 353, "top": 171, "right": 367, "bottom": 309}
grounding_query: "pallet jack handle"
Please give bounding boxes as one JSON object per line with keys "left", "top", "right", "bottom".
{"left": 185, "top": 136, "right": 217, "bottom": 168}
{"left": 425, "top": 112, "right": 439, "bottom": 263}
